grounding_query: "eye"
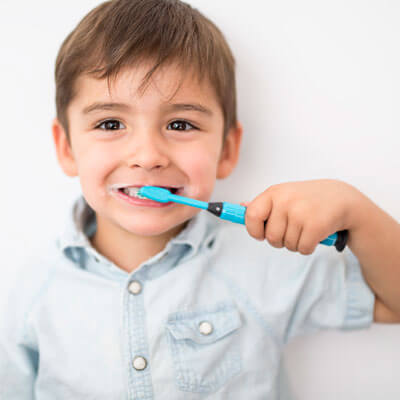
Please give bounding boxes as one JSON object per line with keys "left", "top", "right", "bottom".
{"left": 167, "top": 120, "right": 197, "bottom": 131}
{"left": 95, "top": 119, "right": 125, "bottom": 131}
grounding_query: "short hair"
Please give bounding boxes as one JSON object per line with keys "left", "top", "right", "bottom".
{"left": 54, "top": 0, "right": 238, "bottom": 145}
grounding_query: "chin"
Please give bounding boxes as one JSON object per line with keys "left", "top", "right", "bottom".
{"left": 120, "top": 219, "right": 180, "bottom": 236}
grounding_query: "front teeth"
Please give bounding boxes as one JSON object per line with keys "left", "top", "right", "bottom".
{"left": 122, "top": 187, "right": 147, "bottom": 199}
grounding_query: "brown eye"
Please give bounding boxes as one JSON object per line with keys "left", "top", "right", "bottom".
{"left": 96, "top": 119, "right": 125, "bottom": 131}
{"left": 167, "top": 120, "right": 196, "bottom": 131}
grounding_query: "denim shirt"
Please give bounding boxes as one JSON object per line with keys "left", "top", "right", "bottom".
{"left": 0, "top": 195, "right": 375, "bottom": 399}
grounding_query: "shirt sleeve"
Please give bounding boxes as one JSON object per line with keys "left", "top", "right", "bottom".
{"left": 0, "top": 267, "right": 39, "bottom": 399}
{"left": 283, "top": 245, "right": 375, "bottom": 344}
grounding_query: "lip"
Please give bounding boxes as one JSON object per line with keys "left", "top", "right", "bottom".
{"left": 108, "top": 183, "right": 184, "bottom": 191}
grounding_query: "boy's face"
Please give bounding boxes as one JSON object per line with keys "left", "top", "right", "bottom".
{"left": 52, "top": 61, "right": 242, "bottom": 243}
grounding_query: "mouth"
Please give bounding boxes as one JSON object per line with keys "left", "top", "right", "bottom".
{"left": 112, "top": 185, "right": 183, "bottom": 200}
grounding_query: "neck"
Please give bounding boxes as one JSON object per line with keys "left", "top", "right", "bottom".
{"left": 90, "top": 215, "right": 188, "bottom": 273}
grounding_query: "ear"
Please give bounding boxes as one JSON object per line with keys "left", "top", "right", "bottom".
{"left": 51, "top": 117, "right": 78, "bottom": 177}
{"left": 216, "top": 121, "right": 243, "bottom": 179}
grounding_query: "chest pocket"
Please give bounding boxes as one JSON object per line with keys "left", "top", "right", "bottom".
{"left": 165, "top": 300, "right": 242, "bottom": 393}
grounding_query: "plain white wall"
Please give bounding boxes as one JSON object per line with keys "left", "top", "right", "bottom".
{"left": 1, "top": 0, "right": 400, "bottom": 398}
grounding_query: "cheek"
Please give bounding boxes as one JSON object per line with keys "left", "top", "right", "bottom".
{"left": 179, "top": 143, "right": 220, "bottom": 200}
{"left": 74, "top": 144, "right": 118, "bottom": 197}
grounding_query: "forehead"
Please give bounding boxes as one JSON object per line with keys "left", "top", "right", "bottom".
{"left": 72, "top": 61, "right": 220, "bottom": 112}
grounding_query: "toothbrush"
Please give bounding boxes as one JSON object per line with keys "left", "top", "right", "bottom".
{"left": 138, "top": 186, "right": 348, "bottom": 252}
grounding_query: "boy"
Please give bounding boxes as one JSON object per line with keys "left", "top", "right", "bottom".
{"left": 1, "top": 0, "right": 400, "bottom": 398}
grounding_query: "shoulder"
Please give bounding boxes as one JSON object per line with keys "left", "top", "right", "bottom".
{"left": 16, "top": 241, "right": 61, "bottom": 292}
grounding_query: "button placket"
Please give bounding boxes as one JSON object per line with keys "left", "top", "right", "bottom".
{"left": 124, "top": 278, "right": 153, "bottom": 398}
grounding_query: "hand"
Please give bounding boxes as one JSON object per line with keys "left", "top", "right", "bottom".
{"left": 240, "top": 179, "right": 362, "bottom": 255}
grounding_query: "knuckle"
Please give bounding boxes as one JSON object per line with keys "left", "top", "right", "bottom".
{"left": 266, "top": 184, "right": 279, "bottom": 194}
{"left": 266, "top": 231, "right": 277, "bottom": 242}
{"left": 298, "top": 244, "right": 315, "bottom": 255}
{"left": 289, "top": 203, "right": 307, "bottom": 222}
{"left": 245, "top": 226, "right": 256, "bottom": 238}
{"left": 285, "top": 241, "right": 297, "bottom": 251}
{"left": 266, "top": 232, "right": 282, "bottom": 246}
{"left": 281, "top": 193, "right": 295, "bottom": 208}
{"left": 246, "top": 208, "right": 262, "bottom": 222}
{"left": 254, "top": 232, "right": 265, "bottom": 242}
{"left": 246, "top": 226, "right": 263, "bottom": 242}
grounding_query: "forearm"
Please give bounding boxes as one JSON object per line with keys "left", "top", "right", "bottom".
{"left": 347, "top": 191, "right": 400, "bottom": 316}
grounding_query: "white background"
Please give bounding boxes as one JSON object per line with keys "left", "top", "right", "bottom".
{"left": 1, "top": 0, "right": 400, "bottom": 398}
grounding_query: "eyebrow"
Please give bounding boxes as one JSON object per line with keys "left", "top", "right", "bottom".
{"left": 82, "top": 101, "right": 213, "bottom": 116}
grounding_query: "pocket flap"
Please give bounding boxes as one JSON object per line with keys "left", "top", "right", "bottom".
{"left": 166, "top": 300, "right": 242, "bottom": 345}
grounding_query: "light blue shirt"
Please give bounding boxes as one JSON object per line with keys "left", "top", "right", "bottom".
{"left": 0, "top": 195, "right": 375, "bottom": 399}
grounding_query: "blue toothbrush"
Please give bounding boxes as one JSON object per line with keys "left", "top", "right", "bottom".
{"left": 138, "top": 186, "right": 348, "bottom": 252}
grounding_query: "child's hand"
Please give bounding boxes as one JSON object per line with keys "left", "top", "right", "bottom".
{"left": 240, "top": 179, "right": 362, "bottom": 254}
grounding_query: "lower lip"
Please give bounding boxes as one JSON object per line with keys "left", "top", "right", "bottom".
{"left": 112, "top": 188, "right": 177, "bottom": 208}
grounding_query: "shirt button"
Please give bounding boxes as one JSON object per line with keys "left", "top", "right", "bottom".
{"left": 199, "top": 321, "right": 213, "bottom": 335}
{"left": 132, "top": 356, "right": 147, "bottom": 371}
{"left": 128, "top": 280, "right": 142, "bottom": 295}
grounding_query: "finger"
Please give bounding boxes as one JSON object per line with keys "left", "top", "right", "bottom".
{"left": 284, "top": 222, "right": 303, "bottom": 252}
{"left": 297, "top": 225, "right": 319, "bottom": 255}
{"left": 245, "top": 195, "right": 273, "bottom": 241}
{"left": 264, "top": 207, "right": 288, "bottom": 248}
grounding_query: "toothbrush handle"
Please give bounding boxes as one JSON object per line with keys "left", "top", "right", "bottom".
{"left": 209, "top": 202, "right": 348, "bottom": 252}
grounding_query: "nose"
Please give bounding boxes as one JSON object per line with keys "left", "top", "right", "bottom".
{"left": 125, "top": 129, "right": 170, "bottom": 171}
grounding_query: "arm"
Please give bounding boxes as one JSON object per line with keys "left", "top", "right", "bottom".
{"left": 346, "top": 192, "right": 400, "bottom": 322}
{"left": 374, "top": 298, "right": 400, "bottom": 323}
{"left": 243, "top": 179, "right": 400, "bottom": 324}
{"left": 0, "top": 339, "right": 38, "bottom": 399}
{"left": 0, "top": 278, "right": 38, "bottom": 399}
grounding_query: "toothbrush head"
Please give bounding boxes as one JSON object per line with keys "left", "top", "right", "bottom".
{"left": 138, "top": 186, "right": 172, "bottom": 203}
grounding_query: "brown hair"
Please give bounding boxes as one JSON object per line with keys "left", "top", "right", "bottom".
{"left": 54, "top": 0, "right": 237, "bottom": 145}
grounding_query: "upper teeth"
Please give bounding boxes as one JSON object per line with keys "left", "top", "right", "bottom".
{"left": 122, "top": 187, "right": 146, "bottom": 198}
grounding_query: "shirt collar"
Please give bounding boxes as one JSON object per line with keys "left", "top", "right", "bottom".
{"left": 56, "top": 194, "right": 221, "bottom": 274}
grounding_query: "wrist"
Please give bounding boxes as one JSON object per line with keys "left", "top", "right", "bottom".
{"left": 343, "top": 184, "right": 374, "bottom": 233}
